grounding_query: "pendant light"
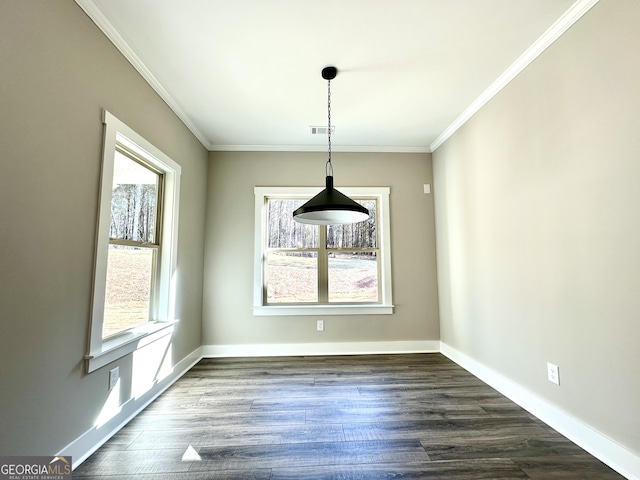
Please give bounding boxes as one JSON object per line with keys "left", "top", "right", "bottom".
{"left": 293, "top": 66, "right": 369, "bottom": 225}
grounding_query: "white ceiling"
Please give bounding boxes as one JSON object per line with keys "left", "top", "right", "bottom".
{"left": 76, "top": 0, "right": 596, "bottom": 152}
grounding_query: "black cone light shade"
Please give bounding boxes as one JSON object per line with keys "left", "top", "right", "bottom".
{"left": 293, "top": 66, "right": 370, "bottom": 225}
{"left": 293, "top": 175, "right": 369, "bottom": 225}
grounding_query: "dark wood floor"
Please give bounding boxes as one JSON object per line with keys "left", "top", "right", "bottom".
{"left": 74, "top": 354, "right": 623, "bottom": 479}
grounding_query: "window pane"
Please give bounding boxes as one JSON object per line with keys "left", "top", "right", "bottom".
{"left": 110, "top": 151, "right": 160, "bottom": 243}
{"left": 328, "top": 252, "right": 378, "bottom": 303}
{"left": 326, "top": 199, "right": 377, "bottom": 248}
{"left": 103, "top": 245, "right": 154, "bottom": 338}
{"left": 267, "top": 199, "right": 318, "bottom": 248}
{"left": 266, "top": 251, "right": 318, "bottom": 303}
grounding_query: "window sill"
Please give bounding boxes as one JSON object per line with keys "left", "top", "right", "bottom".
{"left": 85, "top": 321, "right": 177, "bottom": 373}
{"left": 253, "top": 305, "right": 394, "bottom": 316}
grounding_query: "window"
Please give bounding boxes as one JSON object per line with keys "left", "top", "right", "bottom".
{"left": 86, "top": 111, "right": 181, "bottom": 373}
{"left": 104, "top": 150, "right": 162, "bottom": 338}
{"left": 254, "top": 187, "right": 393, "bottom": 316}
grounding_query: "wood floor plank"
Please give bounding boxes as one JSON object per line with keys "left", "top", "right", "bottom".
{"left": 421, "top": 432, "right": 586, "bottom": 461}
{"left": 143, "top": 397, "right": 254, "bottom": 413}
{"left": 342, "top": 416, "right": 549, "bottom": 442}
{"left": 305, "top": 404, "right": 487, "bottom": 424}
{"left": 270, "top": 459, "right": 530, "bottom": 479}
{"left": 72, "top": 354, "right": 625, "bottom": 479}
{"left": 190, "top": 439, "right": 430, "bottom": 471}
{"left": 126, "top": 423, "right": 345, "bottom": 449}
{"left": 128, "top": 409, "right": 307, "bottom": 431}
{"left": 357, "top": 383, "right": 512, "bottom": 403}
{"left": 197, "top": 384, "right": 362, "bottom": 400}
{"left": 251, "top": 395, "right": 498, "bottom": 413}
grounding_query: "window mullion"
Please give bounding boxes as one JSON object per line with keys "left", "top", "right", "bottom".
{"left": 318, "top": 225, "right": 329, "bottom": 303}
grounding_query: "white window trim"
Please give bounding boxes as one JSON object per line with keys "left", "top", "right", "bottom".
{"left": 86, "top": 110, "right": 181, "bottom": 373}
{"left": 253, "top": 186, "right": 393, "bottom": 316}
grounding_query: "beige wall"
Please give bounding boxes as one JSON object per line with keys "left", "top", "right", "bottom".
{"left": 203, "top": 151, "right": 439, "bottom": 346}
{"left": 433, "top": 0, "right": 640, "bottom": 454}
{"left": 0, "top": 1, "right": 207, "bottom": 455}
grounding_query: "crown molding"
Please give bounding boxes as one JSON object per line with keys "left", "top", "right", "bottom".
{"left": 74, "top": 0, "right": 212, "bottom": 149}
{"left": 210, "top": 144, "right": 431, "bottom": 153}
{"left": 430, "top": 0, "right": 600, "bottom": 152}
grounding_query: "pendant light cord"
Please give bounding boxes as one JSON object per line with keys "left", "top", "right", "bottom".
{"left": 326, "top": 79, "right": 333, "bottom": 177}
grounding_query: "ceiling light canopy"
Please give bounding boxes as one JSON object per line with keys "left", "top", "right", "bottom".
{"left": 293, "top": 66, "right": 369, "bottom": 225}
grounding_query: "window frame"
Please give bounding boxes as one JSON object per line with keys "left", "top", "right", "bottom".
{"left": 253, "top": 186, "right": 393, "bottom": 316}
{"left": 86, "top": 110, "right": 181, "bottom": 373}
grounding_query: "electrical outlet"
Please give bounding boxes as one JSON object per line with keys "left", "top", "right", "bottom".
{"left": 317, "top": 320, "right": 324, "bottom": 331}
{"left": 109, "top": 366, "right": 120, "bottom": 391}
{"left": 547, "top": 363, "right": 560, "bottom": 385}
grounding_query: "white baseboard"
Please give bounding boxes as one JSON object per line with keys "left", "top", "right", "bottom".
{"left": 202, "top": 340, "right": 440, "bottom": 358}
{"left": 60, "top": 346, "right": 203, "bottom": 470}
{"left": 440, "top": 342, "right": 640, "bottom": 480}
